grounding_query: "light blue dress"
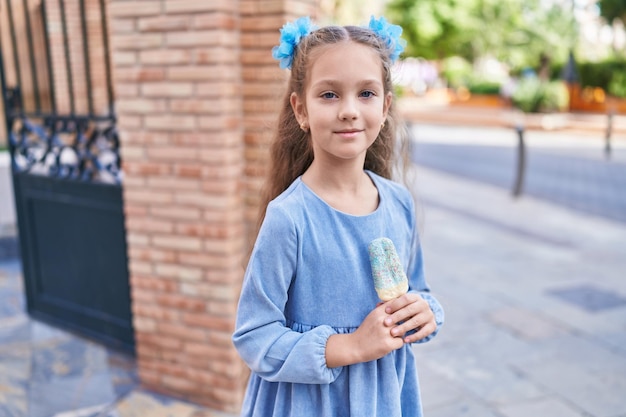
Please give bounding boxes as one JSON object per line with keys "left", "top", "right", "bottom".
{"left": 233, "top": 171, "right": 444, "bottom": 417}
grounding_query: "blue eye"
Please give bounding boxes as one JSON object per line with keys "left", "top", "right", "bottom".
{"left": 360, "top": 90, "right": 375, "bottom": 98}
{"left": 321, "top": 92, "right": 337, "bottom": 99}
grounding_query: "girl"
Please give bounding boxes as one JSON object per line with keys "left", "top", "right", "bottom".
{"left": 233, "top": 16, "right": 444, "bottom": 417}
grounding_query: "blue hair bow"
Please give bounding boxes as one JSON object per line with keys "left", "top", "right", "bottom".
{"left": 271, "top": 16, "right": 406, "bottom": 70}
{"left": 368, "top": 16, "right": 407, "bottom": 63}
{"left": 271, "top": 16, "right": 317, "bottom": 70}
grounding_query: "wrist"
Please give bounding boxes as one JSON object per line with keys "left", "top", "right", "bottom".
{"left": 325, "top": 333, "right": 361, "bottom": 368}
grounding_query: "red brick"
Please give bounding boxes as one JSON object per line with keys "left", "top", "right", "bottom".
{"left": 180, "top": 282, "right": 239, "bottom": 302}
{"left": 164, "top": 0, "right": 236, "bottom": 14}
{"left": 182, "top": 312, "right": 233, "bottom": 332}
{"left": 114, "top": 67, "right": 166, "bottom": 82}
{"left": 150, "top": 205, "right": 202, "bottom": 220}
{"left": 111, "top": 33, "right": 164, "bottom": 50}
{"left": 167, "top": 65, "right": 238, "bottom": 81}
{"left": 138, "top": 15, "right": 191, "bottom": 32}
{"left": 153, "top": 235, "right": 203, "bottom": 251}
{"left": 133, "top": 302, "right": 180, "bottom": 321}
{"left": 178, "top": 252, "right": 238, "bottom": 270}
{"left": 139, "top": 49, "right": 191, "bottom": 65}
{"left": 122, "top": 161, "right": 171, "bottom": 176}
{"left": 158, "top": 322, "right": 208, "bottom": 342}
{"left": 155, "top": 293, "right": 207, "bottom": 312}
{"left": 108, "top": 2, "right": 162, "bottom": 18}
{"left": 193, "top": 13, "right": 238, "bottom": 30}
{"left": 136, "top": 331, "right": 184, "bottom": 350}
{"left": 194, "top": 47, "right": 238, "bottom": 65}
{"left": 154, "top": 263, "right": 203, "bottom": 281}
{"left": 146, "top": 146, "right": 200, "bottom": 161}
{"left": 241, "top": 16, "right": 287, "bottom": 31}
{"left": 161, "top": 374, "right": 197, "bottom": 395}
{"left": 124, "top": 189, "right": 174, "bottom": 205}
{"left": 147, "top": 177, "right": 200, "bottom": 191}
{"left": 131, "top": 275, "right": 180, "bottom": 292}
{"left": 137, "top": 367, "right": 161, "bottom": 386}
{"left": 141, "top": 82, "right": 194, "bottom": 97}
{"left": 165, "top": 30, "right": 223, "bottom": 47}
{"left": 117, "top": 98, "right": 168, "bottom": 114}
{"left": 204, "top": 268, "right": 244, "bottom": 285}
{"left": 144, "top": 114, "right": 196, "bottom": 130}
{"left": 240, "top": 32, "right": 279, "bottom": 48}
{"left": 185, "top": 368, "right": 240, "bottom": 390}
{"left": 109, "top": 18, "right": 136, "bottom": 33}
{"left": 184, "top": 340, "right": 238, "bottom": 359}
{"left": 169, "top": 99, "right": 222, "bottom": 114}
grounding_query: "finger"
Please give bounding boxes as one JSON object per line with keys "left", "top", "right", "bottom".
{"left": 390, "top": 313, "right": 425, "bottom": 337}
{"left": 385, "top": 299, "right": 428, "bottom": 327}
{"left": 402, "top": 321, "right": 437, "bottom": 343}
{"left": 384, "top": 293, "right": 416, "bottom": 314}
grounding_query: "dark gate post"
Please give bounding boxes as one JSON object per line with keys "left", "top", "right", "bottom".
{"left": 605, "top": 110, "right": 613, "bottom": 160}
{"left": 512, "top": 123, "right": 526, "bottom": 197}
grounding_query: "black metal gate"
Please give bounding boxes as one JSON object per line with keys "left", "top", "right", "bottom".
{"left": 0, "top": 0, "right": 134, "bottom": 352}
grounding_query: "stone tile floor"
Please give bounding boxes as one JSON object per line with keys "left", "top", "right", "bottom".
{"left": 0, "top": 258, "right": 227, "bottom": 417}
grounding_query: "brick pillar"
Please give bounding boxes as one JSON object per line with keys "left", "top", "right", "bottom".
{"left": 108, "top": 0, "right": 320, "bottom": 413}
{"left": 108, "top": 0, "right": 246, "bottom": 412}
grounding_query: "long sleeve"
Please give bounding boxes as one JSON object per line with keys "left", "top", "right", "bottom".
{"left": 232, "top": 203, "right": 342, "bottom": 384}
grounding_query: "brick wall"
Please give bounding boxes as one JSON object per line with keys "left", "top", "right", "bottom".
{"left": 106, "top": 0, "right": 318, "bottom": 413}
{"left": 107, "top": 0, "right": 247, "bottom": 411}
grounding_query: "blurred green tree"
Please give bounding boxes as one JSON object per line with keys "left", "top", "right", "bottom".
{"left": 386, "top": 0, "right": 577, "bottom": 70}
{"left": 597, "top": 0, "right": 626, "bottom": 25}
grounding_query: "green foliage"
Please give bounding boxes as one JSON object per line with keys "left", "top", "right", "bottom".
{"left": 574, "top": 59, "right": 626, "bottom": 98}
{"left": 385, "top": 0, "right": 577, "bottom": 69}
{"left": 608, "top": 72, "right": 626, "bottom": 98}
{"left": 467, "top": 80, "right": 502, "bottom": 95}
{"left": 597, "top": 0, "right": 626, "bottom": 25}
{"left": 385, "top": 0, "right": 470, "bottom": 59}
{"left": 440, "top": 56, "right": 503, "bottom": 93}
{"left": 578, "top": 61, "right": 615, "bottom": 90}
{"left": 393, "top": 83, "right": 407, "bottom": 98}
{"left": 511, "top": 77, "right": 569, "bottom": 113}
{"left": 440, "top": 56, "right": 473, "bottom": 88}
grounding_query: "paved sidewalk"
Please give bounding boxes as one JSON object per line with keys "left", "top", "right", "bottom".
{"left": 0, "top": 259, "right": 230, "bottom": 417}
{"left": 413, "top": 165, "right": 626, "bottom": 417}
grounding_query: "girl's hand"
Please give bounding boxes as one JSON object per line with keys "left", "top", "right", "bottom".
{"left": 326, "top": 303, "right": 404, "bottom": 367}
{"left": 353, "top": 302, "right": 405, "bottom": 362}
{"left": 383, "top": 293, "right": 437, "bottom": 344}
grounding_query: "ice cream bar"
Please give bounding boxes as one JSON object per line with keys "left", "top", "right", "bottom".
{"left": 368, "top": 237, "right": 409, "bottom": 301}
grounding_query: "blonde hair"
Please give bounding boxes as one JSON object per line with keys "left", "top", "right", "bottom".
{"left": 257, "top": 24, "right": 410, "bottom": 232}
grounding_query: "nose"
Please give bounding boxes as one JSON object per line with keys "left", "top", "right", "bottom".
{"left": 338, "top": 97, "right": 358, "bottom": 121}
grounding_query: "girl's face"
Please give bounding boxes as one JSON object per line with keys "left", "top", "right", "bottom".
{"left": 291, "top": 41, "right": 391, "bottom": 166}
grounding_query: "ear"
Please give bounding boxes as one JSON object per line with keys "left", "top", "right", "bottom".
{"left": 290, "top": 92, "right": 307, "bottom": 126}
{"left": 382, "top": 91, "right": 392, "bottom": 120}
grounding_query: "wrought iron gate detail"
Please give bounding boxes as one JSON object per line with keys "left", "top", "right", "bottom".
{"left": 1, "top": 0, "right": 133, "bottom": 352}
